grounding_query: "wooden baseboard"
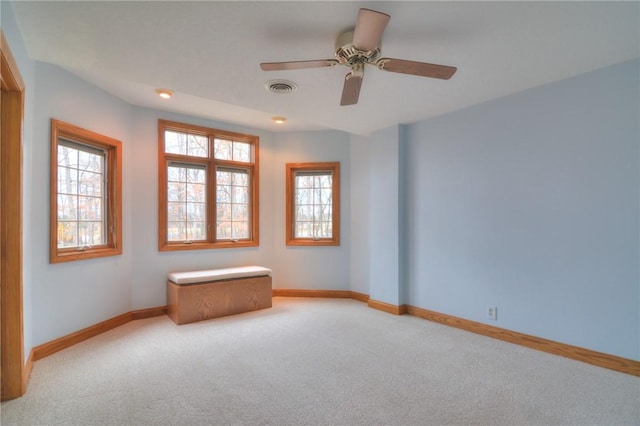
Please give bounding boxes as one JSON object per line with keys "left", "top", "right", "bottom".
{"left": 131, "top": 306, "right": 168, "bottom": 320}
{"left": 349, "top": 291, "right": 369, "bottom": 303}
{"left": 23, "top": 350, "right": 33, "bottom": 393}
{"left": 32, "top": 306, "right": 167, "bottom": 361}
{"left": 367, "top": 299, "right": 405, "bottom": 315}
{"left": 273, "top": 289, "right": 353, "bottom": 298}
{"left": 405, "top": 305, "right": 640, "bottom": 377}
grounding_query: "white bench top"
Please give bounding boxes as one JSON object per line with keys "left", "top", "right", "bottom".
{"left": 168, "top": 266, "right": 272, "bottom": 285}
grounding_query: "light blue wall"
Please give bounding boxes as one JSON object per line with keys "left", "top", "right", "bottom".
{"left": 404, "top": 59, "right": 639, "bottom": 360}
{"left": 30, "top": 63, "right": 134, "bottom": 345}
{"left": 16, "top": 59, "right": 352, "bottom": 345}
{"left": 349, "top": 134, "right": 371, "bottom": 296}
{"left": 368, "top": 125, "right": 402, "bottom": 305}
{"left": 1, "top": 1, "right": 36, "bottom": 362}
{"left": 269, "top": 131, "right": 351, "bottom": 291}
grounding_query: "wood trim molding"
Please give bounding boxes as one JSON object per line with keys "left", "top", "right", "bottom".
{"left": 1, "top": 30, "right": 25, "bottom": 401}
{"left": 131, "top": 306, "right": 168, "bottom": 320}
{"left": 1, "top": 31, "right": 25, "bottom": 91}
{"left": 32, "top": 307, "right": 168, "bottom": 362}
{"left": 273, "top": 289, "right": 353, "bottom": 298}
{"left": 23, "top": 350, "right": 34, "bottom": 392}
{"left": 349, "top": 291, "right": 369, "bottom": 303}
{"left": 405, "top": 305, "right": 640, "bottom": 377}
{"left": 367, "top": 299, "right": 406, "bottom": 315}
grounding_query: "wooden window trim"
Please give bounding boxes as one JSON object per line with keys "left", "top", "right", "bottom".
{"left": 286, "top": 162, "right": 340, "bottom": 246}
{"left": 50, "top": 119, "right": 123, "bottom": 263}
{"left": 158, "top": 120, "right": 259, "bottom": 251}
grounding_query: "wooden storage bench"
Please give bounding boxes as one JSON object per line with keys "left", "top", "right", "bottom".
{"left": 167, "top": 266, "right": 272, "bottom": 325}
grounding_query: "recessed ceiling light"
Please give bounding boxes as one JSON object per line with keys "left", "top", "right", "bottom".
{"left": 155, "top": 88, "right": 174, "bottom": 99}
{"left": 272, "top": 116, "right": 287, "bottom": 124}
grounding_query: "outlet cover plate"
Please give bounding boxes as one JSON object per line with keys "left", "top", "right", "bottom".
{"left": 487, "top": 305, "right": 498, "bottom": 321}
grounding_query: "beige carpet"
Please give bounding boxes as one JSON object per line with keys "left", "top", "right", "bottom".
{"left": 2, "top": 298, "right": 638, "bottom": 425}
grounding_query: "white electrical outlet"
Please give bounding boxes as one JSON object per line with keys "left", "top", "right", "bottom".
{"left": 487, "top": 305, "right": 497, "bottom": 321}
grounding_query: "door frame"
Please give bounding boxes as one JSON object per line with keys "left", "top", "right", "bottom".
{"left": 1, "top": 30, "right": 26, "bottom": 401}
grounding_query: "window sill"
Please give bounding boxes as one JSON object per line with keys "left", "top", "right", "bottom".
{"left": 51, "top": 246, "right": 122, "bottom": 263}
{"left": 159, "top": 240, "right": 259, "bottom": 251}
{"left": 286, "top": 239, "right": 340, "bottom": 247}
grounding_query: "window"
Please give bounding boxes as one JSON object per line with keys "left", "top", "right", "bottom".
{"left": 286, "top": 162, "right": 340, "bottom": 246}
{"left": 50, "top": 119, "right": 122, "bottom": 263}
{"left": 158, "top": 120, "right": 259, "bottom": 250}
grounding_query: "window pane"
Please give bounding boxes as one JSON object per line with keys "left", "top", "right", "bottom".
{"left": 167, "top": 163, "right": 207, "bottom": 242}
{"left": 216, "top": 168, "right": 250, "bottom": 240}
{"left": 166, "top": 131, "right": 208, "bottom": 158}
{"left": 186, "top": 202, "right": 206, "bottom": 221}
{"left": 232, "top": 186, "right": 247, "bottom": 203}
{"left": 217, "top": 221, "right": 231, "bottom": 239}
{"left": 293, "top": 171, "right": 332, "bottom": 239}
{"left": 186, "top": 167, "right": 205, "bottom": 184}
{"left": 187, "top": 134, "right": 208, "bottom": 158}
{"left": 168, "top": 202, "right": 186, "bottom": 221}
{"left": 57, "top": 222, "right": 78, "bottom": 248}
{"left": 233, "top": 221, "right": 249, "bottom": 239}
{"left": 217, "top": 169, "right": 232, "bottom": 184}
{"left": 233, "top": 141, "right": 250, "bottom": 162}
{"left": 78, "top": 171, "right": 102, "bottom": 196}
{"left": 187, "top": 222, "right": 206, "bottom": 240}
{"left": 214, "top": 139, "right": 232, "bottom": 160}
{"left": 167, "top": 182, "right": 185, "bottom": 202}
{"left": 217, "top": 185, "right": 231, "bottom": 203}
{"left": 58, "top": 145, "right": 78, "bottom": 168}
{"left": 58, "top": 194, "right": 77, "bottom": 220}
{"left": 232, "top": 172, "right": 248, "bottom": 186}
{"left": 168, "top": 221, "right": 186, "bottom": 241}
{"left": 168, "top": 165, "right": 186, "bottom": 181}
{"left": 78, "top": 150, "right": 102, "bottom": 173}
{"left": 295, "top": 222, "right": 312, "bottom": 238}
{"left": 165, "top": 131, "right": 187, "bottom": 155}
{"left": 58, "top": 167, "right": 78, "bottom": 194}
{"left": 78, "top": 196, "right": 102, "bottom": 221}
{"left": 186, "top": 183, "right": 206, "bottom": 202}
{"left": 56, "top": 140, "right": 107, "bottom": 249}
{"left": 232, "top": 204, "right": 248, "bottom": 221}
{"left": 79, "top": 221, "right": 103, "bottom": 246}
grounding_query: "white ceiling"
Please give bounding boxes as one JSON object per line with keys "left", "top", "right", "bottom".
{"left": 9, "top": 1, "right": 640, "bottom": 136}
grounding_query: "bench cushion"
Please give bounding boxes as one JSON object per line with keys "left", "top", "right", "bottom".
{"left": 168, "top": 266, "right": 272, "bottom": 285}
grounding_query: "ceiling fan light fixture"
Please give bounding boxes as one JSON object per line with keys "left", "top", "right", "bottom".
{"left": 155, "top": 88, "right": 174, "bottom": 99}
{"left": 272, "top": 116, "right": 287, "bottom": 124}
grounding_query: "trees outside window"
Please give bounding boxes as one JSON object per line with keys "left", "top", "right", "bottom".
{"left": 286, "top": 162, "right": 340, "bottom": 246}
{"left": 50, "top": 119, "right": 122, "bottom": 263}
{"left": 158, "top": 120, "right": 259, "bottom": 251}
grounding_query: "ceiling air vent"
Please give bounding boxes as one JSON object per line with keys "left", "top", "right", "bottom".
{"left": 265, "top": 79, "right": 297, "bottom": 94}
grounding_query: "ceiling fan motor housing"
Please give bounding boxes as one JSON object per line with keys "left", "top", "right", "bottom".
{"left": 334, "top": 30, "right": 380, "bottom": 66}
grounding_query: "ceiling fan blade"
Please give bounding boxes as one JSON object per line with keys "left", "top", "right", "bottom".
{"left": 340, "top": 72, "right": 363, "bottom": 106}
{"left": 352, "top": 8, "right": 390, "bottom": 52}
{"left": 377, "top": 58, "right": 457, "bottom": 80}
{"left": 260, "top": 59, "right": 338, "bottom": 71}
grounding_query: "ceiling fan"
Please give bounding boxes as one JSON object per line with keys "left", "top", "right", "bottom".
{"left": 260, "top": 8, "right": 457, "bottom": 106}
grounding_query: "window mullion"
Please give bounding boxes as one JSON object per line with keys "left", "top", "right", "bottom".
{"left": 208, "top": 159, "right": 217, "bottom": 242}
